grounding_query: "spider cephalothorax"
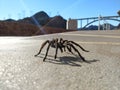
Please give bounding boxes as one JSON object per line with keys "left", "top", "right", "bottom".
{"left": 35, "top": 38, "right": 89, "bottom": 61}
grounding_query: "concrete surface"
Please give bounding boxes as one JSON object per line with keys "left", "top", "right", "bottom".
{"left": 0, "top": 30, "right": 120, "bottom": 90}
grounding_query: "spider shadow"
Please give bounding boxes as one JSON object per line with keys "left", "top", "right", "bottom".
{"left": 54, "top": 56, "right": 99, "bottom": 67}
{"left": 36, "top": 53, "right": 99, "bottom": 67}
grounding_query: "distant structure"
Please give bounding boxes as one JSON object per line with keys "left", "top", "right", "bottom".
{"left": 70, "top": 15, "right": 120, "bottom": 30}
{"left": 66, "top": 18, "right": 77, "bottom": 30}
{"left": 98, "top": 15, "right": 110, "bottom": 30}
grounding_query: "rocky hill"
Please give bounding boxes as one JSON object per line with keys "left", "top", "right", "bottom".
{"left": 0, "top": 21, "right": 75, "bottom": 36}
{"left": 18, "top": 11, "right": 50, "bottom": 26}
{"left": 0, "top": 11, "right": 73, "bottom": 36}
{"left": 15, "top": 11, "right": 66, "bottom": 29}
{"left": 45, "top": 16, "right": 66, "bottom": 29}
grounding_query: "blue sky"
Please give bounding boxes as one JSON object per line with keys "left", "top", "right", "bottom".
{"left": 0, "top": 0, "right": 120, "bottom": 26}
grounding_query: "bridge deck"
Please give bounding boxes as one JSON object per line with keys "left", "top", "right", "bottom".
{"left": 73, "top": 15, "right": 120, "bottom": 20}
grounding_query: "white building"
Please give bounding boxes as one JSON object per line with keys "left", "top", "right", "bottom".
{"left": 66, "top": 18, "right": 77, "bottom": 30}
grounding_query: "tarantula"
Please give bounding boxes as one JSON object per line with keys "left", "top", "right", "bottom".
{"left": 34, "top": 38, "right": 89, "bottom": 61}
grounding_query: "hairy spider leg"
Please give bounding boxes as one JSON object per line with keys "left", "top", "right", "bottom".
{"left": 61, "top": 39, "right": 68, "bottom": 52}
{"left": 68, "top": 43, "right": 86, "bottom": 61}
{"left": 58, "top": 38, "right": 65, "bottom": 52}
{"left": 34, "top": 40, "right": 49, "bottom": 57}
{"left": 69, "top": 41, "right": 89, "bottom": 52}
{"left": 63, "top": 42, "right": 67, "bottom": 52}
{"left": 62, "top": 40, "right": 73, "bottom": 53}
{"left": 54, "top": 38, "right": 59, "bottom": 59}
{"left": 60, "top": 39, "right": 71, "bottom": 52}
{"left": 54, "top": 38, "right": 64, "bottom": 59}
{"left": 58, "top": 43, "right": 63, "bottom": 53}
{"left": 60, "top": 38, "right": 65, "bottom": 43}
{"left": 43, "top": 42, "right": 52, "bottom": 61}
{"left": 63, "top": 40, "right": 74, "bottom": 53}
{"left": 66, "top": 45, "right": 74, "bottom": 54}
{"left": 54, "top": 43, "right": 59, "bottom": 59}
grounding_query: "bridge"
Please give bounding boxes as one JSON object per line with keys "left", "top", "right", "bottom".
{"left": 72, "top": 15, "right": 120, "bottom": 30}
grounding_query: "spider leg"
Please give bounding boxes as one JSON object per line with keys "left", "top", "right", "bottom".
{"left": 54, "top": 43, "right": 59, "bottom": 59}
{"left": 58, "top": 44, "right": 63, "bottom": 53}
{"left": 34, "top": 40, "right": 49, "bottom": 57}
{"left": 54, "top": 39, "right": 59, "bottom": 59}
{"left": 69, "top": 41, "right": 89, "bottom": 52}
{"left": 60, "top": 38, "right": 63, "bottom": 43}
{"left": 68, "top": 43, "right": 87, "bottom": 62}
{"left": 62, "top": 40, "right": 68, "bottom": 52}
{"left": 66, "top": 46, "right": 73, "bottom": 54}
{"left": 59, "top": 38, "right": 65, "bottom": 52}
{"left": 64, "top": 47, "right": 66, "bottom": 52}
{"left": 43, "top": 42, "right": 51, "bottom": 61}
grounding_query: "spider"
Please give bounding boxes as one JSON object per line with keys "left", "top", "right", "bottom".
{"left": 34, "top": 38, "right": 89, "bottom": 62}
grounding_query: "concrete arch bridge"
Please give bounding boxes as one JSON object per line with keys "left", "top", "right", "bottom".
{"left": 72, "top": 15, "right": 120, "bottom": 30}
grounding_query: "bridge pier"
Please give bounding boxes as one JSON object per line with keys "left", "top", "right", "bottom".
{"left": 66, "top": 18, "right": 77, "bottom": 30}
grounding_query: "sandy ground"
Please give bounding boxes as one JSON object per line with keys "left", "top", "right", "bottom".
{"left": 0, "top": 30, "right": 120, "bottom": 90}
